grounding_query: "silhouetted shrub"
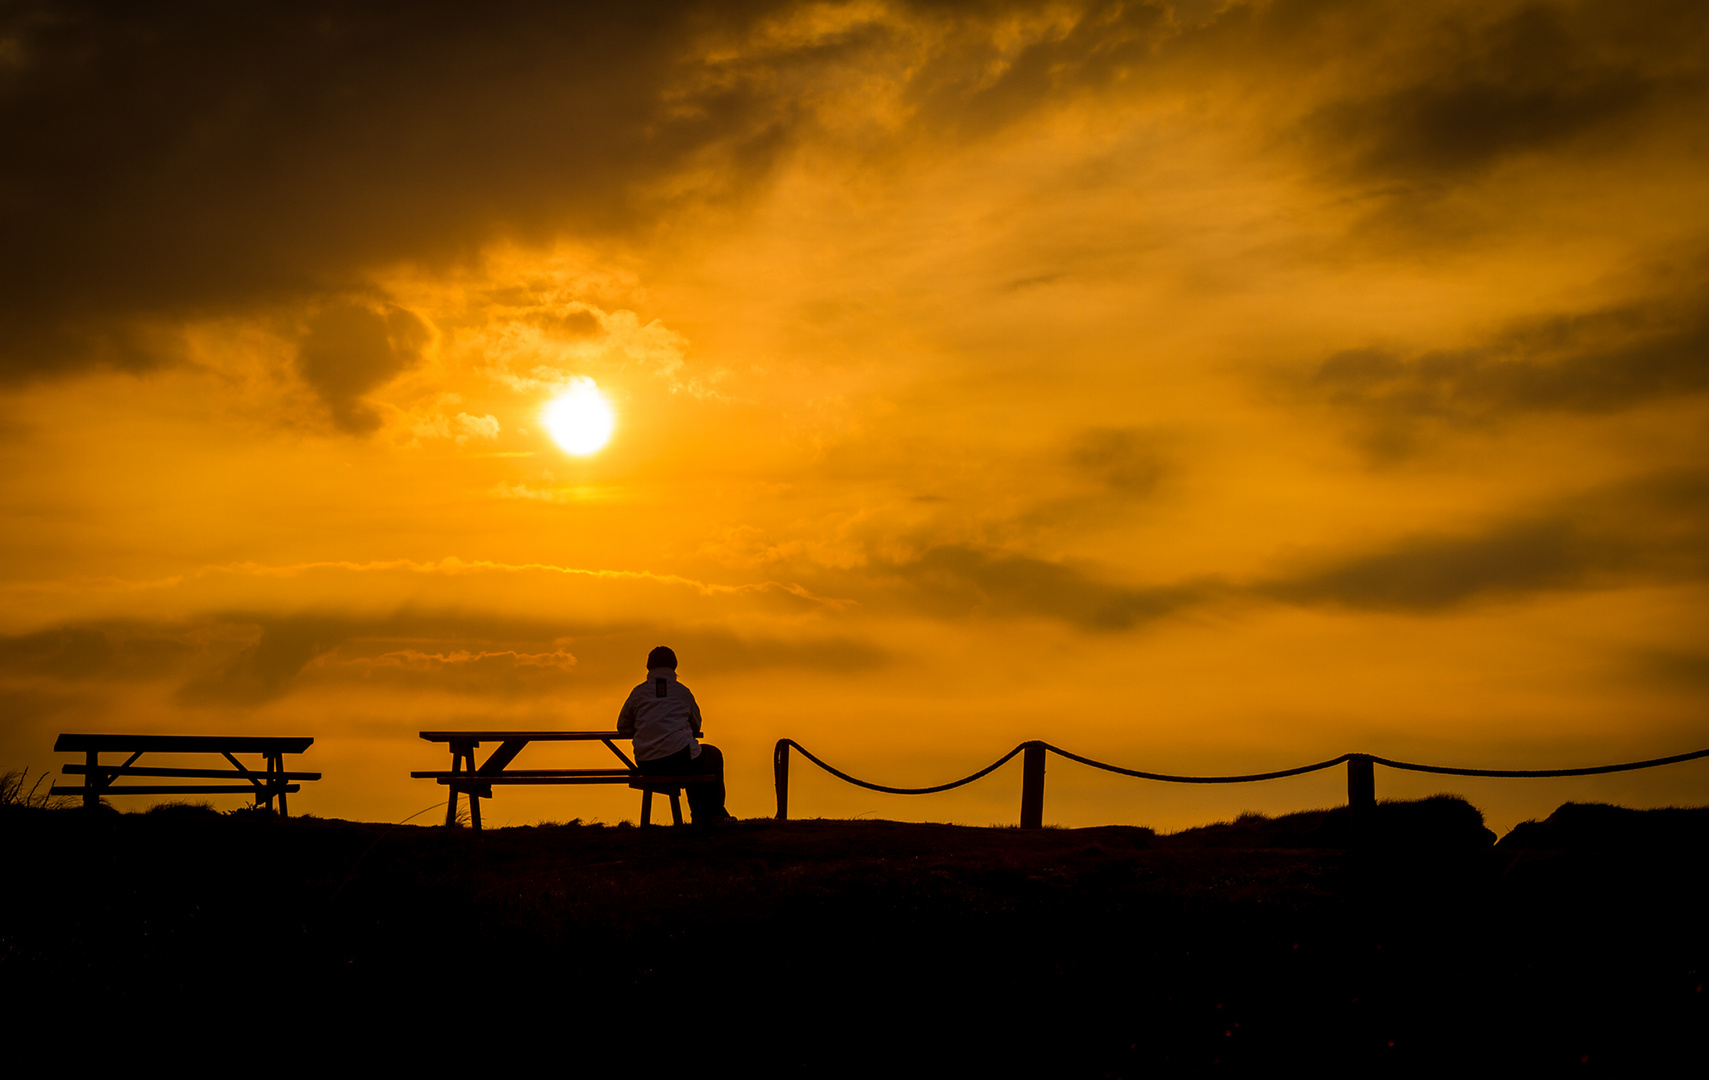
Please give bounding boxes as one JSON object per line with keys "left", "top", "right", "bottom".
{"left": 1163, "top": 794, "right": 1496, "bottom": 849}
{"left": 1371, "top": 793, "right": 1498, "bottom": 848}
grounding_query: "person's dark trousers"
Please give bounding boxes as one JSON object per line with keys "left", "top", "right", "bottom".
{"left": 637, "top": 743, "right": 728, "bottom": 822}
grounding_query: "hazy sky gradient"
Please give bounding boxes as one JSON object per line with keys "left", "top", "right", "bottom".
{"left": 4, "top": 0, "right": 1708, "bottom": 830}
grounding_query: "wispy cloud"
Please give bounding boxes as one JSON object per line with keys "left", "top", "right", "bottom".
{"left": 1303, "top": 279, "right": 1709, "bottom": 457}
{"left": 0, "top": 555, "right": 854, "bottom": 607}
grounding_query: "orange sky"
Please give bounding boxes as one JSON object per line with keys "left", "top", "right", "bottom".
{"left": 4, "top": 0, "right": 1708, "bottom": 832}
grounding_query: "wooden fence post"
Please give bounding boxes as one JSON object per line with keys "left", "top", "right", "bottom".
{"left": 1020, "top": 742, "right": 1045, "bottom": 829}
{"left": 1347, "top": 754, "right": 1375, "bottom": 822}
{"left": 774, "top": 739, "right": 790, "bottom": 821}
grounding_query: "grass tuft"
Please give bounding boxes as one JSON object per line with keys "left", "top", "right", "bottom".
{"left": 0, "top": 768, "right": 74, "bottom": 811}
{"left": 143, "top": 800, "right": 218, "bottom": 817}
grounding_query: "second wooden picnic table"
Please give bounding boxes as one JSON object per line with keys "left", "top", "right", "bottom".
{"left": 52, "top": 733, "right": 319, "bottom": 814}
{"left": 413, "top": 730, "right": 640, "bottom": 829}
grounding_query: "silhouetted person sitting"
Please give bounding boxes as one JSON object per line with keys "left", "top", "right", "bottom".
{"left": 618, "top": 646, "right": 732, "bottom": 825}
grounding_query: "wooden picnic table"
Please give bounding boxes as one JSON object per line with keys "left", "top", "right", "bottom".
{"left": 413, "top": 730, "right": 713, "bottom": 829}
{"left": 52, "top": 734, "right": 320, "bottom": 815}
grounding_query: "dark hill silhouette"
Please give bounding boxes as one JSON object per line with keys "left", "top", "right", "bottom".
{"left": 2, "top": 797, "right": 1703, "bottom": 1072}
{"left": 1160, "top": 794, "right": 1498, "bottom": 849}
{"left": 1498, "top": 801, "right": 1709, "bottom": 851}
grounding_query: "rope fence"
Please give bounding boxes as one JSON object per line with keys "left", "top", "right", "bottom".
{"left": 771, "top": 739, "right": 1709, "bottom": 828}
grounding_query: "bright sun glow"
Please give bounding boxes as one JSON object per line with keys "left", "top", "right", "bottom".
{"left": 542, "top": 379, "right": 615, "bottom": 455}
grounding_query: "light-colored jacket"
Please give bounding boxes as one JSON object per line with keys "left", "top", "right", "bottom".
{"left": 616, "top": 667, "right": 703, "bottom": 763}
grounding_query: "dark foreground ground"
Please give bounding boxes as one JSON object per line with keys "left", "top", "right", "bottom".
{"left": 3, "top": 797, "right": 1706, "bottom": 1072}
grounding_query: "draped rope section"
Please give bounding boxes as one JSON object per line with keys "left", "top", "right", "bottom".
{"left": 1038, "top": 744, "right": 1353, "bottom": 784}
{"left": 770, "top": 738, "right": 1709, "bottom": 827}
{"left": 774, "top": 738, "right": 1027, "bottom": 795}
{"left": 1367, "top": 747, "right": 1709, "bottom": 779}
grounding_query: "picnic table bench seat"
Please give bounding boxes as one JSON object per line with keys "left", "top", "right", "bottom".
{"left": 629, "top": 773, "right": 721, "bottom": 826}
{"left": 52, "top": 734, "right": 319, "bottom": 815}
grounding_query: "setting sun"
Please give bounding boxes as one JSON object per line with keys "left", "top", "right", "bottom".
{"left": 541, "top": 379, "right": 614, "bottom": 455}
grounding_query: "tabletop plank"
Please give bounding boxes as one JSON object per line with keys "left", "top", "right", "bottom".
{"left": 420, "top": 775, "right": 641, "bottom": 786}
{"left": 49, "top": 784, "right": 303, "bottom": 796}
{"left": 54, "top": 734, "right": 314, "bottom": 753}
{"left": 410, "top": 768, "right": 633, "bottom": 778}
{"left": 418, "top": 731, "right": 624, "bottom": 742}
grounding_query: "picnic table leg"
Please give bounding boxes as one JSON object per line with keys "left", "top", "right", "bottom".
{"left": 640, "top": 788, "right": 653, "bottom": 827}
{"left": 274, "top": 752, "right": 288, "bottom": 817}
{"left": 445, "top": 744, "right": 473, "bottom": 828}
{"left": 84, "top": 749, "right": 101, "bottom": 810}
{"left": 669, "top": 791, "right": 684, "bottom": 827}
{"left": 469, "top": 788, "right": 482, "bottom": 831}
